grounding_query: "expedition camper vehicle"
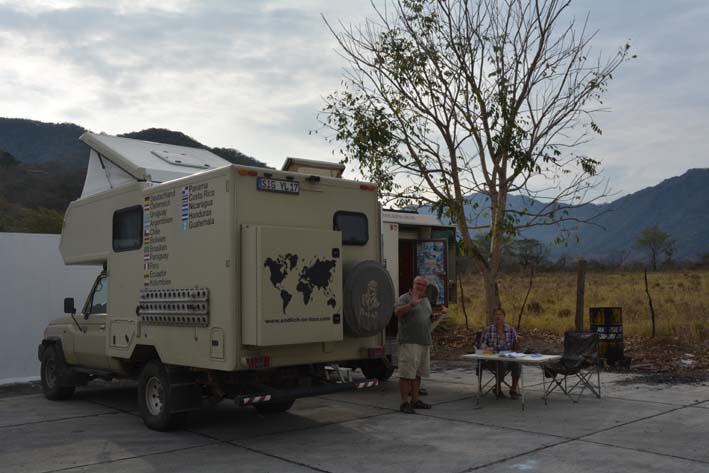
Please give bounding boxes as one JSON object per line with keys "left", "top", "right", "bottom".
{"left": 38, "top": 133, "right": 395, "bottom": 430}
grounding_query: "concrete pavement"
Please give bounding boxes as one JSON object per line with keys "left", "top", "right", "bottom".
{"left": 0, "top": 368, "right": 707, "bottom": 473}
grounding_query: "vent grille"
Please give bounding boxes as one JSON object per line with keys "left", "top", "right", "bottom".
{"left": 138, "top": 288, "right": 209, "bottom": 327}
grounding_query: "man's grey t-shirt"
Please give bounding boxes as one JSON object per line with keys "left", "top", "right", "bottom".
{"left": 396, "top": 292, "right": 432, "bottom": 346}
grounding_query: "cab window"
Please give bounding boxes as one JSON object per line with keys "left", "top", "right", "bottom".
{"left": 334, "top": 211, "right": 368, "bottom": 245}
{"left": 113, "top": 205, "right": 143, "bottom": 252}
{"left": 87, "top": 276, "right": 108, "bottom": 315}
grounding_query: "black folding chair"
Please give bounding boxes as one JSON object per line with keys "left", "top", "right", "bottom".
{"left": 474, "top": 331, "right": 512, "bottom": 397}
{"left": 543, "top": 332, "right": 601, "bottom": 403}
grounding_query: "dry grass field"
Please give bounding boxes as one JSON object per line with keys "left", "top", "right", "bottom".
{"left": 452, "top": 270, "right": 709, "bottom": 340}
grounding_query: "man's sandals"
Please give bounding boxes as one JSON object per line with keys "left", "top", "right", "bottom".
{"left": 400, "top": 400, "right": 432, "bottom": 413}
{"left": 413, "top": 400, "right": 432, "bottom": 409}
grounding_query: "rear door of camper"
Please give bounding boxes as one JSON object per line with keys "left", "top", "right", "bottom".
{"left": 392, "top": 225, "right": 456, "bottom": 305}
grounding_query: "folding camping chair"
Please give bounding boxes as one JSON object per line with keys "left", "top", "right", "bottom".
{"left": 543, "top": 331, "right": 601, "bottom": 403}
{"left": 474, "top": 331, "right": 513, "bottom": 397}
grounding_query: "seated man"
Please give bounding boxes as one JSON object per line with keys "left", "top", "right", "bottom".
{"left": 478, "top": 307, "right": 521, "bottom": 399}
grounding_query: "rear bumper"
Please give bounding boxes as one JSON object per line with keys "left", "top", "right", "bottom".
{"left": 237, "top": 378, "right": 379, "bottom": 406}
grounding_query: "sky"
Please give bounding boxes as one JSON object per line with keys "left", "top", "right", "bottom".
{"left": 0, "top": 0, "right": 707, "bottom": 199}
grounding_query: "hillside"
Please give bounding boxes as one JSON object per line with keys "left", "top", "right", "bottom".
{"left": 0, "top": 118, "right": 266, "bottom": 168}
{"left": 423, "top": 169, "right": 709, "bottom": 262}
{"left": 514, "top": 169, "right": 709, "bottom": 261}
{"left": 0, "top": 151, "right": 79, "bottom": 232}
{"left": 0, "top": 118, "right": 268, "bottom": 233}
{"left": 0, "top": 118, "right": 87, "bottom": 166}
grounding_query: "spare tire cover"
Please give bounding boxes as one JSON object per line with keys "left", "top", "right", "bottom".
{"left": 343, "top": 260, "right": 396, "bottom": 337}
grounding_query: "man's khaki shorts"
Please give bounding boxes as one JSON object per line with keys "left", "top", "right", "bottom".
{"left": 398, "top": 343, "right": 430, "bottom": 379}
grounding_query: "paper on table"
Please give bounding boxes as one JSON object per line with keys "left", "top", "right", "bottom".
{"left": 497, "top": 351, "right": 528, "bottom": 358}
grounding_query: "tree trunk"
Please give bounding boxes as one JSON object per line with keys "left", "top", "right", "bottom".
{"left": 644, "top": 268, "right": 656, "bottom": 337}
{"left": 456, "top": 205, "right": 499, "bottom": 326}
{"left": 575, "top": 258, "right": 586, "bottom": 331}
{"left": 517, "top": 267, "right": 534, "bottom": 330}
{"left": 457, "top": 274, "right": 470, "bottom": 329}
{"left": 482, "top": 270, "right": 501, "bottom": 325}
{"left": 484, "top": 190, "right": 506, "bottom": 325}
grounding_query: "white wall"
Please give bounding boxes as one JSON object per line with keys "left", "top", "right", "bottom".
{"left": 0, "top": 233, "right": 99, "bottom": 384}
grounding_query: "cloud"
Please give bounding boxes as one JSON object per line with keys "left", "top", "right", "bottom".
{"left": 0, "top": 1, "right": 361, "bottom": 164}
{"left": 0, "top": 0, "right": 706, "bottom": 195}
{"left": 569, "top": 0, "right": 709, "bottom": 196}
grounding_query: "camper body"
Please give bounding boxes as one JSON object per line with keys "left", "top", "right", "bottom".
{"left": 39, "top": 133, "right": 394, "bottom": 429}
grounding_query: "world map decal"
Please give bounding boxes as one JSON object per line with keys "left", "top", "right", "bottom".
{"left": 264, "top": 254, "right": 337, "bottom": 314}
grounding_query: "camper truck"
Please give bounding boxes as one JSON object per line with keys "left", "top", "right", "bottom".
{"left": 38, "top": 133, "right": 395, "bottom": 430}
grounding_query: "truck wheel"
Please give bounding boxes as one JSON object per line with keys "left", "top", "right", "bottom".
{"left": 137, "top": 360, "right": 183, "bottom": 431}
{"left": 254, "top": 399, "right": 295, "bottom": 414}
{"left": 41, "top": 346, "right": 75, "bottom": 400}
{"left": 361, "top": 357, "right": 394, "bottom": 382}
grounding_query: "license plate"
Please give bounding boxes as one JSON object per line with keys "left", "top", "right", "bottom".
{"left": 256, "top": 177, "right": 300, "bottom": 195}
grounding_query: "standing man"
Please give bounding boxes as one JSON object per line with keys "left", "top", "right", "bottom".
{"left": 395, "top": 276, "right": 434, "bottom": 414}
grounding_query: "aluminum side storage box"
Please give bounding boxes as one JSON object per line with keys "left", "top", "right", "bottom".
{"left": 241, "top": 225, "right": 343, "bottom": 346}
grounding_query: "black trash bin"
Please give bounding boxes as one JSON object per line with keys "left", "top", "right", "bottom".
{"left": 589, "top": 307, "right": 624, "bottom": 364}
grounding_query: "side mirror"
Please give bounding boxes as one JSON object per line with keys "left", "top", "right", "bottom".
{"left": 64, "top": 297, "right": 76, "bottom": 315}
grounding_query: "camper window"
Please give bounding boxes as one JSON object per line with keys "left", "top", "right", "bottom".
{"left": 112, "top": 205, "right": 143, "bottom": 252}
{"left": 333, "top": 211, "right": 368, "bottom": 245}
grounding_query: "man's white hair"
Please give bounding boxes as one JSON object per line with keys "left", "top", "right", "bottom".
{"left": 413, "top": 276, "right": 428, "bottom": 285}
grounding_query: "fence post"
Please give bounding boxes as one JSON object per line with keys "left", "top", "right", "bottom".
{"left": 575, "top": 258, "right": 586, "bottom": 331}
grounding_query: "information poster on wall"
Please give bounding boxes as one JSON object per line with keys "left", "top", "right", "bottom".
{"left": 416, "top": 240, "right": 447, "bottom": 306}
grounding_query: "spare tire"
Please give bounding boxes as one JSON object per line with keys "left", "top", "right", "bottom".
{"left": 343, "top": 260, "right": 395, "bottom": 337}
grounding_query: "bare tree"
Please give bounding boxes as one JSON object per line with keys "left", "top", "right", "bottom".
{"left": 321, "top": 0, "right": 633, "bottom": 322}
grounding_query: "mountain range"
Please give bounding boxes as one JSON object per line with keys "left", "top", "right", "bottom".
{"left": 0, "top": 117, "right": 706, "bottom": 261}
{"left": 442, "top": 169, "right": 709, "bottom": 262}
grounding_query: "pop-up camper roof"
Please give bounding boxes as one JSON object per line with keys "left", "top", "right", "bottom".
{"left": 79, "top": 132, "right": 231, "bottom": 197}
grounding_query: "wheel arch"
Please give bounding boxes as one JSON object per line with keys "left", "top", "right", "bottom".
{"left": 38, "top": 337, "right": 66, "bottom": 362}
{"left": 126, "top": 344, "right": 162, "bottom": 377}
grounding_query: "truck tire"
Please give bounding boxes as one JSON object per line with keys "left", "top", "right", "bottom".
{"left": 254, "top": 399, "right": 295, "bottom": 414}
{"left": 137, "top": 360, "right": 184, "bottom": 431}
{"left": 343, "top": 260, "right": 395, "bottom": 337}
{"left": 40, "top": 346, "right": 75, "bottom": 400}
{"left": 361, "top": 356, "right": 394, "bottom": 382}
